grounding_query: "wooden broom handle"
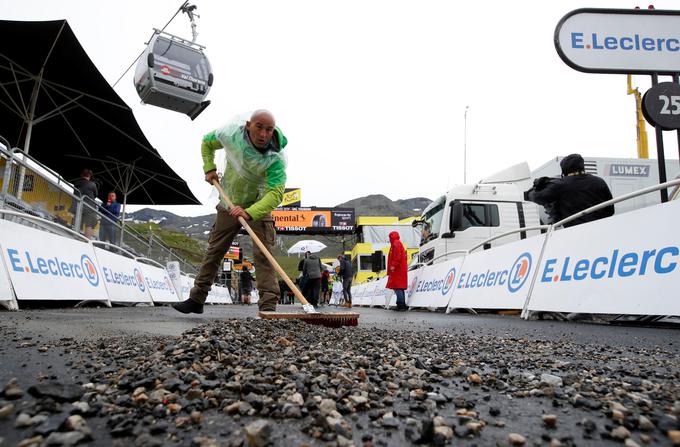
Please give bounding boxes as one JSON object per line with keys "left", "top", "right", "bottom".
{"left": 212, "top": 180, "right": 310, "bottom": 306}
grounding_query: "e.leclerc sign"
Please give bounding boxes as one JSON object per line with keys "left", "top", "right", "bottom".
{"left": 555, "top": 8, "right": 680, "bottom": 75}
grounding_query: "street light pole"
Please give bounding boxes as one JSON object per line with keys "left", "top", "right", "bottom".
{"left": 464, "top": 106, "right": 469, "bottom": 184}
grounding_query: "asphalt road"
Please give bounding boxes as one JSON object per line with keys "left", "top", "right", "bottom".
{"left": 0, "top": 305, "right": 678, "bottom": 446}
{"left": 1, "top": 305, "right": 678, "bottom": 350}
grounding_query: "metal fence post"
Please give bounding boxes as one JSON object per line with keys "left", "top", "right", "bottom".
{"left": 74, "top": 196, "right": 83, "bottom": 232}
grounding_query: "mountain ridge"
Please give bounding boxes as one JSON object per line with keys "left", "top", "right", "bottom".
{"left": 127, "top": 194, "right": 432, "bottom": 240}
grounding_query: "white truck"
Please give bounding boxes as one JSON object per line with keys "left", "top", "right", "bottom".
{"left": 415, "top": 156, "right": 680, "bottom": 266}
{"left": 415, "top": 163, "right": 541, "bottom": 265}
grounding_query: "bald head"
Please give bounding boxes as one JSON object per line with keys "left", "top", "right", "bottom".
{"left": 250, "top": 109, "right": 275, "bottom": 123}
{"left": 246, "top": 109, "right": 276, "bottom": 149}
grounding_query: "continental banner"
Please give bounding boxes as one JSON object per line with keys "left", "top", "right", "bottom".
{"left": 272, "top": 207, "right": 355, "bottom": 234}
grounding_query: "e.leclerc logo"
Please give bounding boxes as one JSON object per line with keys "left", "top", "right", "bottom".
{"left": 407, "top": 276, "right": 418, "bottom": 298}
{"left": 6, "top": 248, "right": 100, "bottom": 287}
{"left": 441, "top": 268, "right": 456, "bottom": 295}
{"left": 540, "top": 246, "right": 678, "bottom": 283}
{"left": 134, "top": 269, "right": 146, "bottom": 292}
{"left": 570, "top": 33, "right": 680, "bottom": 53}
{"left": 412, "top": 267, "right": 457, "bottom": 296}
{"left": 80, "top": 254, "right": 99, "bottom": 286}
{"left": 101, "top": 265, "right": 146, "bottom": 292}
{"left": 457, "top": 252, "right": 533, "bottom": 294}
{"left": 507, "top": 253, "right": 531, "bottom": 293}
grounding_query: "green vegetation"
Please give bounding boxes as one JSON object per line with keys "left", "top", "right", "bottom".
{"left": 128, "top": 223, "right": 206, "bottom": 265}
{"left": 274, "top": 255, "right": 303, "bottom": 283}
{"left": 128, "top": 222, "right": 303, "bottom": 283}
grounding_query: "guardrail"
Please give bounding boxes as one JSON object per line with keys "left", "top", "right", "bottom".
{"left": 0, "top": 142, "right": 198, "bottom": 274}
{"left": 429, "top": 178, "right": 680, "bottom": 264}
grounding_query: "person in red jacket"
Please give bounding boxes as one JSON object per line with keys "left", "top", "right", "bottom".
{"left": 386, "top": 231, "right": 408, "bottom": 311}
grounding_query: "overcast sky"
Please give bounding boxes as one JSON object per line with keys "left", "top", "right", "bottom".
{"left": 4, "top": 0, "right": 680, "bottom": 216}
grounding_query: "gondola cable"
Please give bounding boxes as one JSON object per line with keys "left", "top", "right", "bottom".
{"left": 111, "top": 0, "right": 189, "bottom": 89}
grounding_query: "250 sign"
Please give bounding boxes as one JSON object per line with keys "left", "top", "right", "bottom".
{"left": 643, "top": 82, "right": 680, "bottom": 130}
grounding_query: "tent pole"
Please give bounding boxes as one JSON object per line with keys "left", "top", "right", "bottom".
{"left": 119, "top": 192, "right": 128, "bottom": 245}
{"left": 120, "top": 169, "right": 130, "bottom": 246}
{"left": 16, "top": 71, "right": 42, "bottom": 200}
{"left": 119, "top": 166, "right": 133, "bottom": 245}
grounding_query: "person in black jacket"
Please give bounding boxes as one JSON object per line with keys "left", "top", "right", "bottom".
{"left": 240, "top": 267, "right": 253, "bottom": 305}
{"left": 525, "top": 154, "right": 614, "bottom": 227}
{"left": 337, "top": 255, "right": 353, "bottom": 307}
{"left": 71, "top": 168, "right": 98, "bottom": 239}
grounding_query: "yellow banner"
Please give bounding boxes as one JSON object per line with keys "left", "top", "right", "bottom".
{"left": 281, "top": 189, "right": 301, "bottom": 207}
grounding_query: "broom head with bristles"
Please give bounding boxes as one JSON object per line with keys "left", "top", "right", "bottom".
{"left": 258, "top": 311, "right": 359, "bottom": 328}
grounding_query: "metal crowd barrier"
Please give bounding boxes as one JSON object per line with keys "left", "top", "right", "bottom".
{"left": 0, "top": 143, "right": 197, "bottom": 274}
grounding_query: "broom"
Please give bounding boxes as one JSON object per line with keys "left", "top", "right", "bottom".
{"left": 212, "top": 180, "right": 359, "bottom": 327}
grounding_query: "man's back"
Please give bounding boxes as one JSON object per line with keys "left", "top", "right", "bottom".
{"left": 530, "top": 174, "right": 614, "bottom": 227}
{"left": 340, "top": 258, "right": 353, "bottom": 279}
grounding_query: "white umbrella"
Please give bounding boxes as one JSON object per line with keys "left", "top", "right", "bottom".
{"left": 287, "top": 240, "right": 327, "bottom": 255}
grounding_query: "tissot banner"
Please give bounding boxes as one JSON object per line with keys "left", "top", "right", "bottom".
{"left": 447, "top": 235, "right": 546, "bottom": 311}
{"left": 93, "top": 247, "right": 152, "bottom": 304}
{"left": 528, "top": 200, "right": 680, "bottom": 316}
{"left": 0, "top": 220, "right": 109, "bottom": 302}
{"left": 272, "top": 207, "right": 355, "bottom": 233}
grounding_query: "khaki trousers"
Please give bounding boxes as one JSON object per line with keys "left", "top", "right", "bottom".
{"left": 189, "top": 206, "right": 279, "bottom": 311}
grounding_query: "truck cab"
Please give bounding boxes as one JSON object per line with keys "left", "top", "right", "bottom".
{"left": 415, "top": 163, "right": 541, "bottom": 265}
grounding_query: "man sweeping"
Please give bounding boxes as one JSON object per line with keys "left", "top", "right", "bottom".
{"left": 174, "top": 110, "right": 287, "bottom": 314}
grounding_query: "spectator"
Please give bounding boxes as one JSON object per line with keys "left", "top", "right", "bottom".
{"left": 320, "top": 268, "right": 330, "bottom": 305}
{"left": 241, "top": 266, "right": 253, "bottom": 305}
{"left": 337, "top": 254, "right": 353, "bottom": 307}
{"left": 278, "top": 279, "right": 292, "bottom": 304}
{"left": 386, "top": 231, "right": 408, "bottom": 311}
{"left": 302, "top": 252, "right": 322, "bottom": 306}
{"left": 71, "top": 168, "right": 98, "bottom": 239}
{"left": 525, "top": 154, "right": 614, "bottom": 227}
{"left": 330, "top": 273, "right": 343, "bottom": 306}
{"left": 98, "top": 191, "right": 121, "bottom": 244}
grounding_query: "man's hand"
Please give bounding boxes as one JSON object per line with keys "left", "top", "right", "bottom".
{"left": 229, "top": 206, "right": 251, "bottom": 221}
{"left": 533, "top": 176, "right": 552, "bottom": 191}
{"left": 205, "top": 170, "right": 219, "bottom": 185}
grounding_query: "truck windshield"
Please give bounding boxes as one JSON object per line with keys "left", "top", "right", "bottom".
{"left": 420, "top": 196, "right": 445, "bottom": 244}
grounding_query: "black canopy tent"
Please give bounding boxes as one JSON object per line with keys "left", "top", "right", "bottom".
{"left": 0, "top": 19, "right": 200, "bottom": 214}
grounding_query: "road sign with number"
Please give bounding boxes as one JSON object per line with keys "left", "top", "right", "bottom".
{"left": 642, "top": 82, "right": 680, "bottom": 130}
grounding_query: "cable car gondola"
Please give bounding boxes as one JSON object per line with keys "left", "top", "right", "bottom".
{"left": 133, "top": 4, "right": 212, "bottom": 120}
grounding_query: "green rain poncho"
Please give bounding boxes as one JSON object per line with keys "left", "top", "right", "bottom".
{"left": 201, "top": 119, "right": 287, "bottom": 221}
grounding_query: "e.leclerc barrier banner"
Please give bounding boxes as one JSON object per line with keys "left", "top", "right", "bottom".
{"left": 370, "top": 277, "right": 389, "bottom": 307}
{"left": 207, "top": 285, "right": 231, "bottom": 304}
{"left": 180, "top": 275, "right": 194, "bottom": 301}
{"left": 0, "top": 248, "right": 17, "bottom": 307}
{"left": 362, "top": 280, "right": 382, "bottom": 306}
{"left": 0, "top": 219, "right": 109, "bottom": 302}
{"left": 407, "top": 258, "right": 464, "bottom": 309}
{"left": 528, "top": 200, "right": 680, "bottom": 316}
{"left": 137, "top": 263, "right": 179, "bottom": 303}
{"left": 93, "top": 247, "right": 153, "bottom": 304}
{"left": 447, "top": 235, "right": 546, "bottom": 311}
